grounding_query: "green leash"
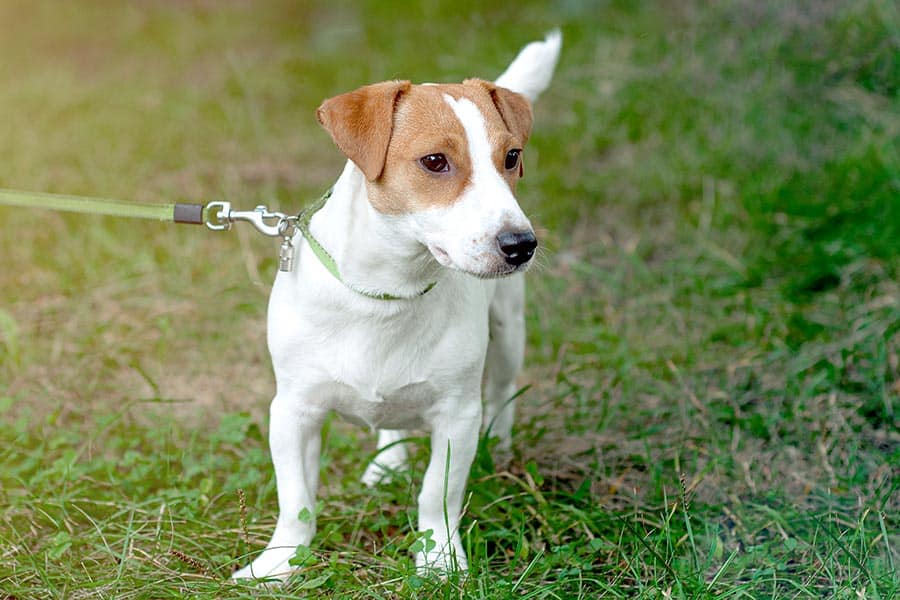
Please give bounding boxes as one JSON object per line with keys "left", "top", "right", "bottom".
{"left": 0, "top": 187, "right": 435, "bottom": 300}
{"left": 0, "top": 188, "right": 205, "bottom": 224}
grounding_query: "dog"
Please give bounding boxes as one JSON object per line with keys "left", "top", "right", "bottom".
{"left": 232, "top": 30, "right": 561, "bottom": 581}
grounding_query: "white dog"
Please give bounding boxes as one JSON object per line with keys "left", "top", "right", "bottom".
{"left": 233, "top": 30, "right": 561, "bottom": 581}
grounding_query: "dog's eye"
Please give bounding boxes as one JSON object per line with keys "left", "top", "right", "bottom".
{"left": 505, "top": 149, "right": 521, "bottom": 170}
{"left": 420, "top": 153, "right": 450, "bottom": 173}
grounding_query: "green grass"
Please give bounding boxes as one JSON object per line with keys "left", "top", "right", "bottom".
{"left": 1, "top": 0, "right": 897, "bottom": 597}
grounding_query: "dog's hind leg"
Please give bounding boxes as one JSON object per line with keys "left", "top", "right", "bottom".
{"left": 482, "top": 274, "right": 526, "bottom": 455}
{"left": 360, "top": 429, "right": 409, "bottom": 486}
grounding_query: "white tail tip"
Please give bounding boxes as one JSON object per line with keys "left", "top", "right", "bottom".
{"left": 495, "top": 29, "right": 562, "bottom": 103}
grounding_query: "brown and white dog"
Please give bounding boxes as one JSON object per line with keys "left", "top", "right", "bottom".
{"left": 233, "top": 30, "right": 561, "bottom": 581}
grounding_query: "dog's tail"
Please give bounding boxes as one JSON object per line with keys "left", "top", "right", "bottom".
{"left": 495, "top": 29, "right": 562, "bottom": 103}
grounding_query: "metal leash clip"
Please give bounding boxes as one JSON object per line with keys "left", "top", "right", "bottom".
{"left": 205, "top": 201, "right": 298, "bottom": 272}
{"left": 277, "top": 216, "right": 298, "bottom": 273}
{"left": 204, "top": 202, "right": 285, "bottom": 236}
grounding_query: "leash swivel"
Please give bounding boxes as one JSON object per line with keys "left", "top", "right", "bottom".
{"left": 204, "top": 201, "right": 298, "bottom": 272}
{"left": 204, "top": 201, "right": 287, "bottom": 236}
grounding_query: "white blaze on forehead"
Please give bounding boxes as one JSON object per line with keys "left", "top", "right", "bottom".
{"left": 442, "top": 94, "right": 497, "bottom": 182}
{"left": 441, "top": 94, "right": 529, "bottom": 226}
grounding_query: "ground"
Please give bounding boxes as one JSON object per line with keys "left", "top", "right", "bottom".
{"left": 0, "top": 1, "right": 897, "bottom": 598}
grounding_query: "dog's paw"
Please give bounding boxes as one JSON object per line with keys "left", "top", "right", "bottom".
{"left": 414, "top": 538, "right": 468, "bottom": 575}
{"left": 360, "top": 460, "right": 404, "bottom": 487}
{"left": 232, "top": 546, "right": 299, "bottom": 583}
{"left": 360, "top": 453, "right": 408, "bottom": 487}
{"left": 360, "top": 462, "right": 387, "bottom": 487}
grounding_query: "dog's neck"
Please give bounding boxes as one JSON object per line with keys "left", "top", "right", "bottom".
{"left": 308, "top": 161, "right": 442, "bottom": 299}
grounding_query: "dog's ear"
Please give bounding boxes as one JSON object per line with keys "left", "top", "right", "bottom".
{"left": 316, "top": 80, "right": 411, "bottom": 181}
{"left": 464, "top": 78, "right": 534, "bottom": 145}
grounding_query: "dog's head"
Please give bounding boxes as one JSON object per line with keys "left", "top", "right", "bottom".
{"left": 316, "top": 79, "right": 537, "bottom": 278}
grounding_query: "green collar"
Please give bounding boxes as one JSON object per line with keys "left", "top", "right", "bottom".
{"left": 295, "top": 189, "right": 436, "bottom": 301}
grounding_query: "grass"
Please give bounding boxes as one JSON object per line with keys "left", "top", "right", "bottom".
{"left": 1, "top": 0, "right": 897, "bottom": 597}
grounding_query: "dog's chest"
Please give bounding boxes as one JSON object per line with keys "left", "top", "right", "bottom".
{"left": 268, "top": 272, "right": 493, "bottom": 429}
{"left": 306, "top": 317, "right": 484, "bottom": 429}
{"left": 326, "top": 380, "right": 439, "bottom": 430}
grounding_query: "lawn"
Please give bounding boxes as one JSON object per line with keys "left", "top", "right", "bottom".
{"left": 1, "top": 0, "right": 897, "bottom": 598}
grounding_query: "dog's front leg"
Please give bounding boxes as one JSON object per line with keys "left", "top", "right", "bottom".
{"left": 232, "top": 396, "right": 324, "bottom": 581}
{"left": 416, "top": 402, "right": 481, "bottom": 573}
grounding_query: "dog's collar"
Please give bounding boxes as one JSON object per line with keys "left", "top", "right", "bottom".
{"left": 295, "top": 189, "right": 436, "bottom": 301}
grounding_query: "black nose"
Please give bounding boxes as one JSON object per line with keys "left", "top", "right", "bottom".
{"left": 496, "top": 230, "right": 537, "bottom": 266}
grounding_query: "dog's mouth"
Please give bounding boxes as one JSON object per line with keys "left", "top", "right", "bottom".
{"left": 470, "top": 262, "right": 530, "bottom": 279}
{"left": 427, "top": 244, "right": 529, "bottom": 279}
{"left": 428, "top": 245, "right": 453, "bottom": 267}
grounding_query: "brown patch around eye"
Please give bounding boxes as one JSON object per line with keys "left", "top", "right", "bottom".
{"left": 365, "top": 85, "right": 473, "bottom": 214}
{"left": 360, "top": 82, "right": 529, "bottom": 214}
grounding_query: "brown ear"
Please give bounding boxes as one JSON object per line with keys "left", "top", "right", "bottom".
{"left": 316, "top": 80, "right": 411, "bottom": 181}
{"left": 464, "top": 78, "right": 533, "bottom": 145}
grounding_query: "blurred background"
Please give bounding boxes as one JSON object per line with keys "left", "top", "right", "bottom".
{"left": 0, "top": 0, "right": 897, "bottom": 596}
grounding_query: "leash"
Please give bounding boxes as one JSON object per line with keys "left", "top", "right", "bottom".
{"left": 0, "top": 188, "right": 207, "bottom": 224}
{"left": 0, "top": 187, "right": 298, "bottom": 272}
{"left": 0, "top": 187, "right": 435, "bottom": 299}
